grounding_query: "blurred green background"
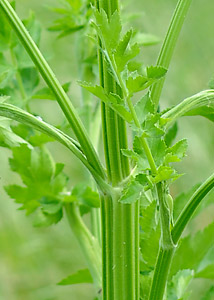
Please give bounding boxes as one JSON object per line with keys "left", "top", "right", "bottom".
{"left": 0, "top": 0, "right": 213, "bottom": 299}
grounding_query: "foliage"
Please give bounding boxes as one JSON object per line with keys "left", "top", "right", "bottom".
{"left": 0, "top": 0, "right": 213, "bottom": 299}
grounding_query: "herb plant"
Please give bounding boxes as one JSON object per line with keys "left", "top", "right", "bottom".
{"left": 0, "top": 0, "right": 214, "bottom": 299}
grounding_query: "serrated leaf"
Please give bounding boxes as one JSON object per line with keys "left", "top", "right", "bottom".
{"left": 80, "top": 83, "right": 132, "bottom": 122}
{"left": 93, "top": 9, "right": 122, "bottom": 51}
{"left": 126, "top": 74, "right": 149, "bottom": 94}
{"left": 153, "top": 166, "right": 175, "bottom": 183}
{"left": 5, "top": 144, "right": 67, "bottom": 225}
{"left": 71, "top": 184, "right": 100, "bottom": 208}
{"left": 114, "top": 30, "right": 140, "bottom": 72}
{"left": 166, "top": 139, "right": 188, "bottom": 162}
{"left": 167, "top": 269, "right": 194, "bottom": 300}
{"left": 58, "top": 269, "right": 93, "bottom": 285}
{"left": 119, "top": 178, "right": 142, "bottom": 204}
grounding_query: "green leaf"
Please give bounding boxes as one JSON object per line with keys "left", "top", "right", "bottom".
{"left": 167, "top": 269, "right": 194, "bottom": 300}
{"left": 20, "top": 67, "right": 39, "bottom": 96}
{"left": 93, "top": 9, "right": 122, "bottom": 51}
{"left": 195, "top": 264, "right": 214, "bottom": 279}
{"left": 134, "top": 93, "right": 154, "bottom": 124}
{"left": 0, "top": 117, "right": 27, "bottom": 148}
{"left": 153, "top": 166, "right": 175, "bottom": 183}
{"left": 173, "top": 184, "right": 201, "bottom": 222}
{"left": 170, "top": 222, "right": 214, "bottom": 278}
{"left": 80, "top": 83, "right": 132, "bottom": 122}
{"left": 58, "top": 269, "right": 93, "bottom": 285}
{"left": 71, "top": 184, "right": 100, "bottom": 209}
{"left": 164, "top": 122, "right": 178, "bottom": 147}
{"left": 5, "top": 144, "right": 67, "bottom": 224}
{"left": 114, "top": 30, "right": 140, "bottom": 72}
{"left": 140, "top": 201, "right": 160, "bottom": 271}
{"left": 119, "top": 178, "right": 142, "bottom": 204}
{"left": 126, "top": 74, "right": 149, "bottom": 94}
{"left": 146, "top": 66, "right": 167, "bottom": 80}
{"left": 167, "top": 139, "right": 188, "bottom": 161}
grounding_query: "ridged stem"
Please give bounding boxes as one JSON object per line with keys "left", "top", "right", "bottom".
{"left": 97, "top": 0, "right": 139, "bottom": 299}
{"left": 150, "top": 0, "right": 192, "bottom": 110}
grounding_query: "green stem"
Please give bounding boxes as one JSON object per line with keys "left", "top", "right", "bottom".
{"left": 111, "top": 52, "right": 157, "bottom": 174}
{"left": 97, "top": 0, "right": 139, "bottom": 299}
{"left": 149, "top": 247, "right": 174, "bottom": 300}
{"left": 149, "top": 173, "right": 214, "bottom": 300}
{"left": 150, "top": 0, "right": 192, "bottom": 110}
{"left": 65, "top": 203, "right": 102, "bottom": 293}
{"left": 0, "top": 0, "right": 105, "bottom": 179}
{"left": 0, "top": 103, "right": 111, "bottom": 193}
{"left": 172, "top": 172, "right": 214, "bottom": 243}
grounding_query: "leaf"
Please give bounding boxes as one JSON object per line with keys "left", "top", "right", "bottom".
{"left": 5, "top": 144, "right": 67, "bottom": 225}
{"left": 164, "top": 122, "right": 178, "bottom": 147}
{"left": 173, "top": 184, "right": 201, "bottom": 222}
{"left": 146, "top": 66, "right": 167, "bottom": 80}
{"left": 167, "top": 139, "right": 188, "bottom": 161}
{"left": 170, "top": 222, "right": 214, "bottom": 278}
{"left": 93, "top": 9, "right": 122, "bottom": 51}
{"left": 134, "top": 93, "right": 154, "bottom": 124}
{"left": 126, "top": 74, "right": 149, "bottom": 94}
{"left": 20, "top": 67, "right": 40, "bottom": 96}
{"left": 167, "top": 269, "right": 194, "bottom": 300}
{"left": 119, "top": 178, "right": 143, "bottom": 204}
{"left": 80, "top": 83, "right": 132, "bottom": 122}
{"left": 140, "top": 201, "right": 160, "bottom": 271}
{"left": 0, "top": 117, "right": 27, "bottom": 148}
{"left": 153, "top": 166, "right": 175, "bottom": 183}
{"left": 71, "top": 184, "right": 100, "bottom": 209}
{"left": 58, "top": 269, "right": 93, "bottom": 285}
{"left": 114, "top": 30, "right": 140, "bottom": 72}
{"left": 195, "top": 264, "right": 214, "bottom": 279}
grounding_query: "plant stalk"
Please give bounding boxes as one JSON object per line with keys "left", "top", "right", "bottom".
{"left": 96, "top": 0, "right": 139, "bottom": 298}
{"left": 149, "top": 173, "right": 214, "bottom": 300}
{"left": 65, "top": 203, "right": 102, "bottom": 293}
{"left": 150, "top": 0, "right": 192, "bottom": 110}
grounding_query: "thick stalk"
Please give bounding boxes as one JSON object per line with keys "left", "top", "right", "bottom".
{"left": 150, "top": 0, "right": 192, "bottom": 110}
{"left": 0, "top": 0, "right": 105, "bottom": 179}
{"left": 97, "top": 0, "right": 139, "bottom": 299}
{"left": 65, "top": 203, "right": 102, "bottom": 293}
{"left": 149, "top": 173, "right": 214, "bottom": 300}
